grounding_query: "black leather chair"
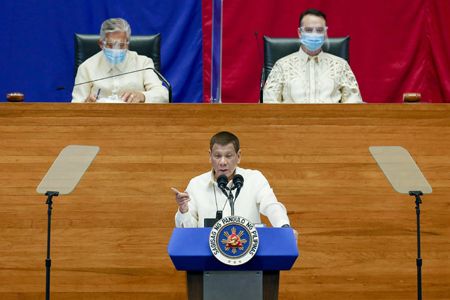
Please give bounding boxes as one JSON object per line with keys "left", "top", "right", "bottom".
{"left": 74, "top": 33, "right": 162, "bottom": 73}
{"left": 260, "top": 36, "right": 350, "bottom": 102}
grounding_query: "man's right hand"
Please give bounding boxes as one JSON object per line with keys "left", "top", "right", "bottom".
{"left": 85, "top": 95, "right": 97, "bottom": 103}
{"left": 171, "top": 187, "right": 190, "bottom": 213}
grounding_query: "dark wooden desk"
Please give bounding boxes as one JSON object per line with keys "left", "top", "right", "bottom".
{"left": 0, "top": 103, "right": 449, "bottom": 299}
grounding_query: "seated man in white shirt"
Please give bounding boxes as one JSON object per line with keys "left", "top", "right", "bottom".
{"left": 173, "top": 131, "right": 295, "bottom": 232}
{"left": 263, "top": 8, "right": 363, "bottom": 103}
{"left": 72, "top": 18, "right": 168, "bottom": 103}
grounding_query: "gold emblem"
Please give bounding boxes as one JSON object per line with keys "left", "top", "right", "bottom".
{"left": 221, "top": 227, "right": 248, "bottom": 254}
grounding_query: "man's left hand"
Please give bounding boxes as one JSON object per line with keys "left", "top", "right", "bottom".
{"left": 121, "top": 91, "right": 145, "bottom": 103}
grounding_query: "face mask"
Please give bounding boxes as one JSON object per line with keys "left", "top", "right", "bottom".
{"left": 103, "top": 48, "right": 127, "bottom": 65}
{"left": 300, "top": 33, "right": 325, "bottom": 52}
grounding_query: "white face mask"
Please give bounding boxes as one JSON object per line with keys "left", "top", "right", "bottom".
{"left": 103, "top": 48, "right": 127, "bottom": 65}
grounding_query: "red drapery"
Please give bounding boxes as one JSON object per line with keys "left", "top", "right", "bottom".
{"left": 202, "top": 0, "right": 450, "bottom": 103}
{"left": 202, "top": 0, "right": 213, "bottom": 103}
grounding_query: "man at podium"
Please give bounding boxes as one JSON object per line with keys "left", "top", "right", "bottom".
{"left": 173, "top": 131, "right": 293, "bottom": 229}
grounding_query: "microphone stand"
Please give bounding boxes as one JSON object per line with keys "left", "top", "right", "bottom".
{"left": 218, "top": 186, "right": 235, "bottom": 217}
{"left": 218, "top": 175, "right": 243, "bottom": 217}
{"left": 409, "top": 191, "right": 423, "bottom": 300}
{"left": 228, "top": 191, "right": 235, "bottom": 216}
{"left": 73, "top": 67, "right": 172, "bottom": 102}
{"left": 152, "top": 67, "right": 173, "bottom": 103}
{"left": 45, "top": 191, "right": 59, "bottom": 300}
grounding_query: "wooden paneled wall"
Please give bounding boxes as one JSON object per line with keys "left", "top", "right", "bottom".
{"left": 0, "top": 103, "right": 449, "bottom": 299}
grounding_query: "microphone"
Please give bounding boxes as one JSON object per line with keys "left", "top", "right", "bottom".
{"left": 232, "top": 174, "right": 244, "bottom": 201}
{"left": 217, "top": 174, "right": 236, "bottom": 216}
{"left": 74, "top": 67, "right": 172, "bottom": 102}
{"left": 217, "top": 175, "right": 229, "bottom": 197}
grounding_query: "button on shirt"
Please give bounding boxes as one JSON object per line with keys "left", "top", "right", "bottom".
{"left": 72, "top": 50, "right": 168, "bottom": 103}
{"left": 263, "top": 47, "right": 363, "bottom": 103}
{"left": 175, "top": 167, "right": 291, "bottom": 228}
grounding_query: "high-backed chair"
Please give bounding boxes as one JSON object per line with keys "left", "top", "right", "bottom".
{"left": 260, "top": 36, "right": 350, "bottom": 102}
{"left": 74, "top": 33, "right": 172, "bottom": 102}
{"left": 74, "top": 33, "right": 161, "bottom": 72}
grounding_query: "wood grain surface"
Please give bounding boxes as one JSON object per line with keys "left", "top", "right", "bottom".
{"left": 0, "top": 103, "right": 449, "bottom": 299}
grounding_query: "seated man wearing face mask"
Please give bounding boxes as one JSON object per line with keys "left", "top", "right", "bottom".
{"left": 263, "top": 8, "right": 363, "bottom": 103}
{"left": 72, "top": 18, "right": 169, "bottom": 103}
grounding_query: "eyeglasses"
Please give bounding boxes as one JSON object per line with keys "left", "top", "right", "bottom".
{"left": 102, "top": 40, "right": 129, "bottom": 49}
{"left": 299, "top": 26, "right": 328, "bottom": 34}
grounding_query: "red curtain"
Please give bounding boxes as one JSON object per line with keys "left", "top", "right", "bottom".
{"left": 202, "top": 0, "right": 213, "bottom": 103}
{"left": 428, "top": 0, "right": 450, "bottom": 101}
{"left": 202, "top": 0, "right": 450, "bottom": 103}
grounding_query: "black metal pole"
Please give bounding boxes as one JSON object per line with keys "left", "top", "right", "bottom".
{"left": 228, "top": 192, "right": 235, "bottom": 216}
{"left": 409, "top": 191, "right": 423, "bottom": 300}
{"left": 45, "top": 191, "right": 59, "bottom": 300}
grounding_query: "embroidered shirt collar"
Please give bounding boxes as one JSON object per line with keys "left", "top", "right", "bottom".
{"left": 298, "top": 46, "right": 323, "bottom": 64}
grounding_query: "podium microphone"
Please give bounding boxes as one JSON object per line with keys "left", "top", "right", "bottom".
{"left": 232, "top": 174, "right": 244, "bottom": 201}
{"left": 74, "top": 67, "right": 172, "bottom": 102}
{"left": 217, "top": 175, "right": 229, "bottom": 197}
{"left": 217, "top": 174, "right": 237, "bottom": 215}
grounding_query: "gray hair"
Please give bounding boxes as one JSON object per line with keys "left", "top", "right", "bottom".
{"left": 100, "top": 18, "right": 131, "bottom": 41}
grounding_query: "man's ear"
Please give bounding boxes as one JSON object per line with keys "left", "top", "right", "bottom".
{"left": 208, "top": 149, "right": 212, "bottom": 164}
{"left": 237, "top": 149, "right": 241, "bottom": 164}
{"left": 98, "top": 39, "right": 103, "bottom": 50}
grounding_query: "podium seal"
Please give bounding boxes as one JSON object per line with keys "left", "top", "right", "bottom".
{"left": 209, "top": 216, "right": 259, "bottom": 266}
